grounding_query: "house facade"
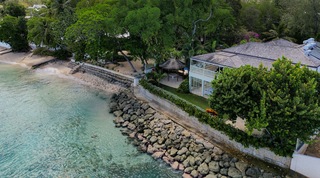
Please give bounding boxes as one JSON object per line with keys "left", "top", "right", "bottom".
{"left": 189, "top": 39, "right": 320, "bottom": 96}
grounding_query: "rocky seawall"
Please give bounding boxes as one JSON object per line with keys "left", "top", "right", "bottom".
{"left": 109, "top": 92, "right": 281, "bottom": 178}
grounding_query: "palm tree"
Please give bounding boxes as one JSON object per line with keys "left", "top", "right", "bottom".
{"left": 262, "top": 23, "right": 296, "bottom": 42}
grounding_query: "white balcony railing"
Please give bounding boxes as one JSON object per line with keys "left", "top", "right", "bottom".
{"left": 190, "top": 65, "right": 216, "bottom": 78}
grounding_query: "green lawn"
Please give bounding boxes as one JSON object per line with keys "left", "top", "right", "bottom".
{"left": 159, "top": 84, "right": 209, "bottom": 110}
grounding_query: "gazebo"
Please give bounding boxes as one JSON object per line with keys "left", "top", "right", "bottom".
{"left": 159, "top": 58, "right": 185, "bottom": 71}
{"left": 159, "top": 58, "right": 186, "bottom": 81}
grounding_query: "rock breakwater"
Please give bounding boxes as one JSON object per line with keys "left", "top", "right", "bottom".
{"left": 110, "top": 92, "right": 280, "bottom": 178}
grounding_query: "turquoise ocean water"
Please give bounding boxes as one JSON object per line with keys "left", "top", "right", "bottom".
{"left": 0, "top": 63, "right": 181, "bottom": 177}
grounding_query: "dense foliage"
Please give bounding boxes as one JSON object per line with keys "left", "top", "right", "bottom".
{"left": 0, "top": 2, "right": 29, "bottom": 51}
{"left": 209, "top": 57, "right": 320, "bottom": 155}
{"left": 178, "top": 78, "right": 190, "bottom": 94}
{"left": 0, "top": 0, "right": 319, "bottom": 156}
{"left": 0, "top": 0, "right": 319, "bottom": 56}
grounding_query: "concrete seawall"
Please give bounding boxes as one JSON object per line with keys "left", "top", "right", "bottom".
{"left": 70, "top": 61, "right": 291, "bottom": 169}
{"left": 70, "top": 62, "right": 134, "bottom": 88}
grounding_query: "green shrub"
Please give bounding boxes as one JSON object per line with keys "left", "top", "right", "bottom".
{"left": 33, "top": 47, "right": 54, "bottom": 56}
{"left": 53, "top": 49, "right": 72, "bottom": 60}
{"left": 177, "top": 78, "right": 190, "bottom": 93}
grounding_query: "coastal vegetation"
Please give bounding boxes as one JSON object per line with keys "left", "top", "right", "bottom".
{"left": 0, "top": 0, "right": 319, "bottom": 61}
{"left": 140, "top": 58, "right": 320, "bottom": 156}
{"left": 0, "top": 0, "right": 320, "bottom": 157}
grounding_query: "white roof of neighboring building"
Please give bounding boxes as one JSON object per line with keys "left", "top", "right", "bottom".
{"left": 192, "top": 39, "right": 320, "bottom": 69}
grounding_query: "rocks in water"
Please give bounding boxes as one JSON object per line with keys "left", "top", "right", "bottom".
{"left": 109, "top": 92, "right": 279, "bottom": 178}
{"left": 147, "top": 145, "right": 156, "bottom": 154}
{"left": 109, "top": 102, "right": 118, "bottom": 113}
{"left": 129, "top": 132, "right": 136, "bottom": 138}
{"left": 114, "top": 117, "right": 124, "bottom": 124}
{"left": 113, "top": 110, "right": 123, "bottom": 117}
{"left": 182, "top": 173, "right": 193, "bottom": 178}
{"left": 127, "top": 123, "right": 136, "bottom": 130}
{"left": 171, "top": 161, "right": 179, "bottom": 170}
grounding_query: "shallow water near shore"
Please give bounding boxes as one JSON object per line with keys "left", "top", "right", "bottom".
{"left": 0, "top": 63, "right": 181, "bottom": 177}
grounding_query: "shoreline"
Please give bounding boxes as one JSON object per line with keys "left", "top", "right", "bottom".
{"left": 0, "top": 52, "right": 287, "bottom": 177}
{"left": 0, "top": 52, "right": 124, "bottom": 94}
{"left": 109, "top": 92, "right": 283, "bottom": 178}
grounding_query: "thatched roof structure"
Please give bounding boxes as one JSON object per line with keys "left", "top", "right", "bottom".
{"left": 159, "top": 58, "right": 185, "bottom": 70}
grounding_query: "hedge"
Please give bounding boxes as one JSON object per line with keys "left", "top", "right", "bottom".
{"left": 139, "top": 79, "right": 291, "bottom": 156}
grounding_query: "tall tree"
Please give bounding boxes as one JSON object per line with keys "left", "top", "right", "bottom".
{"left": 279, "top": 0, "right": 320, "bottom": 41}
{"left": 209, "top": 57, "right": 320, "bottom": 155}
{"left": 0, "top": 15, "right": 29, "bottom": 51}
{"left": 3, "top": 2, "right": 25, "bottom": 17}
{"left": 27, "top": 16, "right": 54, "bottom": 47}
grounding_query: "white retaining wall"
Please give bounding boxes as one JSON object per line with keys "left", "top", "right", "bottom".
{"left": 290, "top": 153, "right": 320, "bottom": 178}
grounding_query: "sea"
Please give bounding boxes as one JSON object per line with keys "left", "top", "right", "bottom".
{"left": 0, "top": 63, "right": 181, "bottom": 177}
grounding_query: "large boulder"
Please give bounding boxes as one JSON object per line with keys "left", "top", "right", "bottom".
{"left": 220, "top": 168, "right": 228, "bottom": 176}
{"left": 245, "top": 167, "right": 261, "bottom": 177}
{"left": 127, "top": 123, "right": 136, "bottom": 130}
{"left": 235, "top": 161, "right": 248, "bottom": 175}
{"left": 182, "top": 173, "right": 192, "bottom": 178}
{"left": 169, "top": 147, "right": 178, "bottom": 156}
{"left": 113, "top": 117, "right": 124, "bottom": 124}
{"left": 212, "top": 147, "right": 224, "bottom": 155}
{"left": 177, "top": 147, "right": 188, "bottom": 155}
{"left": 150, "top": 136, "right": 158, "bottom": 143}
{"left": 113, "top": 110, "right": 123, "bottom": 117}
{"left": 141, "top": 103, "right": 149, "bottom": 110}
{"left": 209, "top": 161, "right": 220, "bottom": 173}
{"left": 198, "top": 163, "right": 209, "bottom": 175}
{"left": 171, "top": 161, "right": 179, "bottom": 170}
{"left": 152, "top": 151, "right": 165, "bottom": 159}
{"left": 181, "top": 129, "right": 191, "bottom": 138}
{"left": 228, "top": 167, "right": 242, "bottom": 178}
{"left": 205, "top": 174, "right": 218, "bottom": 178}
{"left": 184, "top": 167, "right": 194, "bottom": 174}
{"left": 147, "top": 145, "right": 156, "bottom": 154}
{"left": 145, "top": 108, "right": 155, "bottom": 115}
{"left": 186, "top": 156, "right": 195, "bottom": 166}
{"left": 109, "top": 102, "right": 118, "bottom": 113}
{"left": 122, "top": 114, "right": 131, "bottom": 121}
{"left": 191, "top": 170, "right": 199, "bottom": 177}
{"left": 143, "top": 129, "right": 152, "bottom": 137}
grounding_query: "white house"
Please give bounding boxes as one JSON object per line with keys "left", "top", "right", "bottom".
{"left": 189, "top": 39, "right": 320, "bottom": 96}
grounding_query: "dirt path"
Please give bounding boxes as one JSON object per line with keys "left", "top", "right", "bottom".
{"left": 305, "top": 136, "right": 320, "bottom": 158}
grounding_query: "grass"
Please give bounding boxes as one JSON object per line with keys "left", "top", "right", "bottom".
{"left": 159, "top": 84, "right": 209, "bottom": 110}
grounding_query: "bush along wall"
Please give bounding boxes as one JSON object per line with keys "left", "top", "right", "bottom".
{"left": 139, "top": 79, "right": 291, "bottom": 156}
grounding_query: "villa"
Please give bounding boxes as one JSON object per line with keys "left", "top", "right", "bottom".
{"left": 189, "top": 39, "right": 320, "bottom": 96}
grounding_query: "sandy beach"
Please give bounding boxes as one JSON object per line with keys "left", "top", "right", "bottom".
{"left": 0, "top": 51, "right": 126, "bottom": 94}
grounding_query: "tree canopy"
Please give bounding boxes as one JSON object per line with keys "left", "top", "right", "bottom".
{"left": 209, "top": 57, "right": 320, "bottom": 155}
